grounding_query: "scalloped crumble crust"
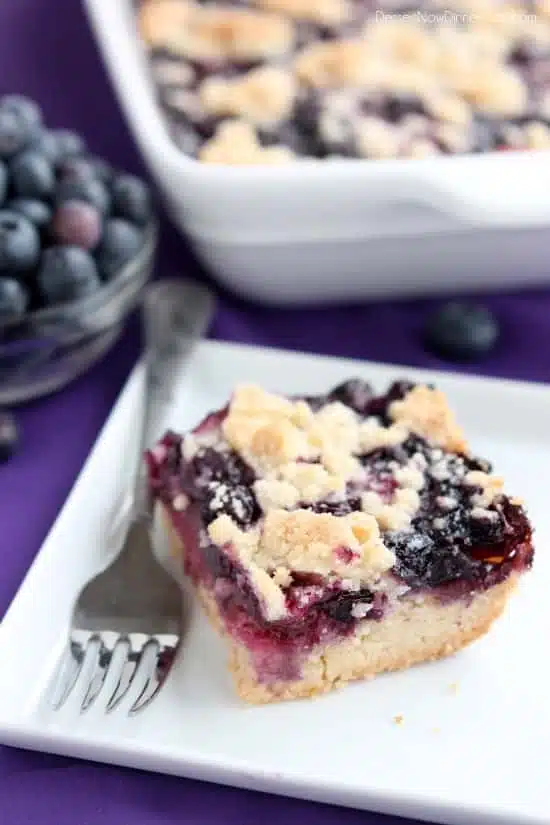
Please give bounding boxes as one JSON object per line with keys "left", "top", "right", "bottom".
{"left": 147, "top": 379, "right": 534, "bottom": 703}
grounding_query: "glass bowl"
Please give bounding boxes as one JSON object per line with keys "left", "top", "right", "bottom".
{"left": 0, "top": 220, "right": 158, "bottom": 405}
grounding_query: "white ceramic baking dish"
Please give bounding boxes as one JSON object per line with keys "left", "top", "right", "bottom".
{"left": 85, "top": 0, "right": 550, "bottom": 305}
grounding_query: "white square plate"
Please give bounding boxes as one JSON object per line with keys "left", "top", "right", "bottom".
{"left": 1, "top": 341, "right": 549, "bottom": 825}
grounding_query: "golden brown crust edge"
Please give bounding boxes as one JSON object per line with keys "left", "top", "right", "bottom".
{"left": 163, "top": 506, "right": 518, "bottom": 704}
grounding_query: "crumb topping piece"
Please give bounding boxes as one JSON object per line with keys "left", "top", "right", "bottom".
{"left": 254, "top": 461, "right": 346, "bottom": 511}
{"left": 461, "top": 66, "right": 527, "bottom": 118}
{"left": 199, "top": 120, "right": 295, "bottom": 164}
{"left": 361, "top": 488, "right": 420, "bottom": 531}
{"left": 362, "top": 19, "right": 441, "bottom": 71}
{"left": 464, "top": 470, "right": 504, "bottom": 507}
{"left": 260, "top": 508, "right": 394, "bottom": 579}
{"left": 200, "top": 67, "right": 297, "bottom": 126}
{"left": 356, "top": 117, "right": 401, "bottom": 159}
{"left": 208, "top": 506, "right": 394, "bottom": 597}
{"left": 139, "top": 0, "right": 294, "bottom": 62}
{"left": 294, "top": 40, "right": 376, "bottom": 88}
{"left": 359, "top": 417, "right": 409, "bottom": 451}
{"left": 389, "top": 386, "right": 467, "bottom": 453}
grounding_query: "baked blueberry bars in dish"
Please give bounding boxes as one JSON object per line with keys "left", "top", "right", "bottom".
{"left": 147, "top": 379, "right": 534, "bottom": 703}
{"left": 137, "top": 0, "right": 550, "bottom": 163}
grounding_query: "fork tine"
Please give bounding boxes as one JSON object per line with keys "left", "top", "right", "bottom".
{"left": 80, "top": 639, "right": 113, "bottom": 713}
{"left": 105, "top": 637, "right": 138, "bottom": 713}
{"left": 52, "top": 639, "right": 86, "bottom": 710}
{"left": 129, "top": 639, "right": 177, "bottom": 716}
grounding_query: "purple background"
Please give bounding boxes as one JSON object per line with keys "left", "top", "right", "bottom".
{"left": 0, "top": 1, "right": 548, "bottom": 823}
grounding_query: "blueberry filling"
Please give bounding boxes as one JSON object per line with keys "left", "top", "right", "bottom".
{"left": 148, "top": 381, "right": 533, "bottom": 668}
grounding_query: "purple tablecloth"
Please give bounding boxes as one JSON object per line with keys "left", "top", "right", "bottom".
{"left": 0, "top": 2, "right": 549, "bottom": 824}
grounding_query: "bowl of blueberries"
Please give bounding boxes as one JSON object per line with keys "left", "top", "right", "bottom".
{"left": 0, "top": 94, "right": 157, "bottom": 405}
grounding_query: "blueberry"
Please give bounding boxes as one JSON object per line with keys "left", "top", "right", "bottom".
{"left": 508, "top": 41, "right": 546, "bottom": 65}
{"left": 471, "top": 117, "right": 499, "bottom": 153}
{"left": 383, "top": 93, "right": 425, "bottom": 122}
{"left": 0, "top": 410, "right": 18, "bottom": 463}
{"left": 57, "top": 155, "right": 112, "bottom": 186}
{"left": 111, "top": 174, "right": 152, "bottom": 226}
{"left": 387, "top": 531, "right": 465, "bottom": 588}
{"left": 328, "top": 378, "right": 374, "bottom": 413}
{"left": 57, "top": 156, "right": 98, "bottom": 183}
{"left": 51, "top": 200, "right": 102, "bottom": 250}
{"left": 262, "top": 122, "right": 318, "bottom": 157}
{"left": 29, "top": 129, "right": 62, "bottom": 165}
{"left": 323, "top": 589, "right": 373, "bottom": 623}
{"left": 0, "top": 210, "right": 40, "bottom": 274}
{"left": 0, "top": 95, "right": 42, "bottom": 134}
{"left": 55, "top": 177, "right": 110, "bottom": 216}
{"left": 203, "top": 483, "right": 260, "bottom": 527}
{"left": 310, "top": 497, "right": 361, "bottom": 516}
{"left": 87, "top": 155, "right": 113, "bottom": 185}
{"left": 95, "top": 218, "right": 143, "bottom": 279}
{"left": 0, "top": 276, "right": 28, "bottom": 322}
{"left": 423, "top": 302, "right": 500, "bottom": 362}
{"left": 50, "top": 129, "right": 86, "bottom": 162}
{"left": 188, "top": 447, "right": 254, "bottom": 490}
{"left": 294, "top": 91, "right": 321, "bottom": 136}
{"left": 10, "top": 149, "right": 55, "bottom": 199}
{"left": 0, "top": 108, "right": 30, "bottom": 159}
{"left": 37, "top": 246, "right": 101, "bottom": 305}
{"left": 385, "top": 380, "right": 417, "bottom": 402}
{"left": 8, "top": 198, "right": 52, "bottom": 231}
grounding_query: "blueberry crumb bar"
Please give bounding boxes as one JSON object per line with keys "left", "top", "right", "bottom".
{"left": 147, "top": 379, "right": 534, "bottom": 703}
{"left": 137, "top": 0, "right": 550, "bottom": 163}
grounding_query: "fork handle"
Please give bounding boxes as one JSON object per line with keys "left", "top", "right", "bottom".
{"left": 132, "top": 279, "right": 216, "bottom": 520}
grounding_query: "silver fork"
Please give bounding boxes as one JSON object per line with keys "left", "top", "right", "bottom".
{"left": 52, "top": 278, "right": 215, "bottom": 716}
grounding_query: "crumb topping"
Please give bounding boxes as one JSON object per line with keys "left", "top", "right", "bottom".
{"left": 359, "top": 418, "right": 408, "bottom": 452}
{"left": 143, "top": 0, "right": 550, "bottom": 163}
{"left": 423, "top": 92, "right": 472, "bottom": 127}
{"left": 170, "top": 379, "right": 523, "bottom": 620}
{"left": 223, "top": 385, "right": 360, "bottom": 472}
{"left": 363, "top": 19, "right": 441, "bottom": 71}
{"left": 222, "top": 385, "right": 315, "bottom": 468}
{"left": 394, "top": 464, "right": 425, "bottom": 491}
{"left": 464, "top": 470, "right": 504, "bottom": 507}
{"left": 199, "top": 119, "right": 295, "bottom": 164}
{"left": 524, "top": 121, "right": 550, "bottom": 148}
{"left": 356, "top": 117, "right": 401, "bottom": 159}
{"left": 294, "top": 39, "right": 375, "bottom": 88}
{"left": 389, "top": 386, "right": 467, "bottom": 453}
{"left": 139, "top": 0, "right": 293, "bottom": 62}
{"left": 209, "top": 507, "right": 394, "bottom": 583}
{"left": 261, "top": 509, "right": 393, "bottom": 578}
{"left": 462, "top": 65, "right": 528, "bottom": 117}
{"left": 199, "top": 67, "right": 297, "bottom": 126}
{"left": 206, "top": 506, "right": 394, "bottom": 619}
{"left": 361, "top": 488, "right": 420, "bottom": 531}
{"left": 222, "top": 382, "right": 469, "bottom": 511}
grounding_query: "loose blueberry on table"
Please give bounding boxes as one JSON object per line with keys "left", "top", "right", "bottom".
{"left": 423, "top": 301, "right": 500, "bottom": 362}
{"left": 0, "top": 94, "right": 153, "bottom": 324}
{"left": 147, "top": 378, "right": 534, "bottom": 704}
